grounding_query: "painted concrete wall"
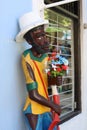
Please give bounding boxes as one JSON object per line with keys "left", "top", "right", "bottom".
{"left": 0, "top": 0, "right": 32, "bottom": 130}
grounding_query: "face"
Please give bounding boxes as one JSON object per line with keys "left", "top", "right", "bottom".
{"left": 30, "top": 26, "right": 50, "bottom": 54}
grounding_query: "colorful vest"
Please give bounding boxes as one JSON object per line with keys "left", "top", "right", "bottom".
{"left": 22, "top": 49, "right": 50, "bottom": 114}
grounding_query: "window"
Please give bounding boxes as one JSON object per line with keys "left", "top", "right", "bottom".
{"left": 44, "top": 0, "right": 81, "bottom": 123}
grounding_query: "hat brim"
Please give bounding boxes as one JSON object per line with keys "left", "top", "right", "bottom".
{"left": 16, "top": 20, "right": 49, "bottom": 43}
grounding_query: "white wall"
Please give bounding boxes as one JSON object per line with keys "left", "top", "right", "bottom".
{"left": 0, "top": 0, "right": 32, "bottom": 130}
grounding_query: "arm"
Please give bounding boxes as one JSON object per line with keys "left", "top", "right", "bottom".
{"left": 28, "top": 89, "right": 61, "bottom": 115}
{"left": 26, "top": 62, "right": 61, "bottom": 115}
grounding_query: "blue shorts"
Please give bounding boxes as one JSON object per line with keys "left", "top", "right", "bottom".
{"left": 24, "top": 106, "right": 57, "bottom": 130}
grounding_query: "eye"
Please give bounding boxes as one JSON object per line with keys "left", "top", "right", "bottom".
{"left": 37, "top": 37, "right": 42, "bottom": 40}
{"left": 36, "top": 32, "right": 46, "bottom": 40}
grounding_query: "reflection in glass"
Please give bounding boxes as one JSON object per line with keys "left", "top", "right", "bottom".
{"left": 45, "top": 9, "right": 74, "bottom": 117}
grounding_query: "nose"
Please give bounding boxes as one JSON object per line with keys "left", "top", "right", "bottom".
{"left": 44, "top": 35, "right": 49, "bottom": 43}
{"left": 45, "top": 36, "right": 50, "bottom": 43}
{"left": 42, "top": 33, "right": 50, "bottom": 43}
{"left": 39, "top": 34, "right": 49, "bottom": 44}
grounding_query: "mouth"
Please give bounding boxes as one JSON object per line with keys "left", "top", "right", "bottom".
{"left": 42, "top": 43, "right": 50, "bottom": 50}
{"left": 42, "top": 46, "right": 49, "bottom": 50}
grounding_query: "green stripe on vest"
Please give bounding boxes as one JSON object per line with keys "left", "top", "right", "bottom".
{"left": 26, "top": 82, "right": 38, "bottom": 91}
{"left": 23, "top": 49, "right": 30, "bottom": 57}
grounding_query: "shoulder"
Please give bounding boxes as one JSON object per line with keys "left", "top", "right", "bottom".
{"left": 22, "top": 49, "right": 30, "bottom": 57}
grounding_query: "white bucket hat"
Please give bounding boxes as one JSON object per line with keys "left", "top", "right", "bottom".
{"left": 16, "top": 12, "right": 49, "bottom": 43}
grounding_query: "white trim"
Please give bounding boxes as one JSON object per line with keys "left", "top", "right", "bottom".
{"left": 44, "top": 0, "right": 78, "bottom": 9}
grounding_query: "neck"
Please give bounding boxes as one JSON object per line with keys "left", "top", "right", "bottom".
{"left": 31, "top": 48, "right": 42, "bottom": 58}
